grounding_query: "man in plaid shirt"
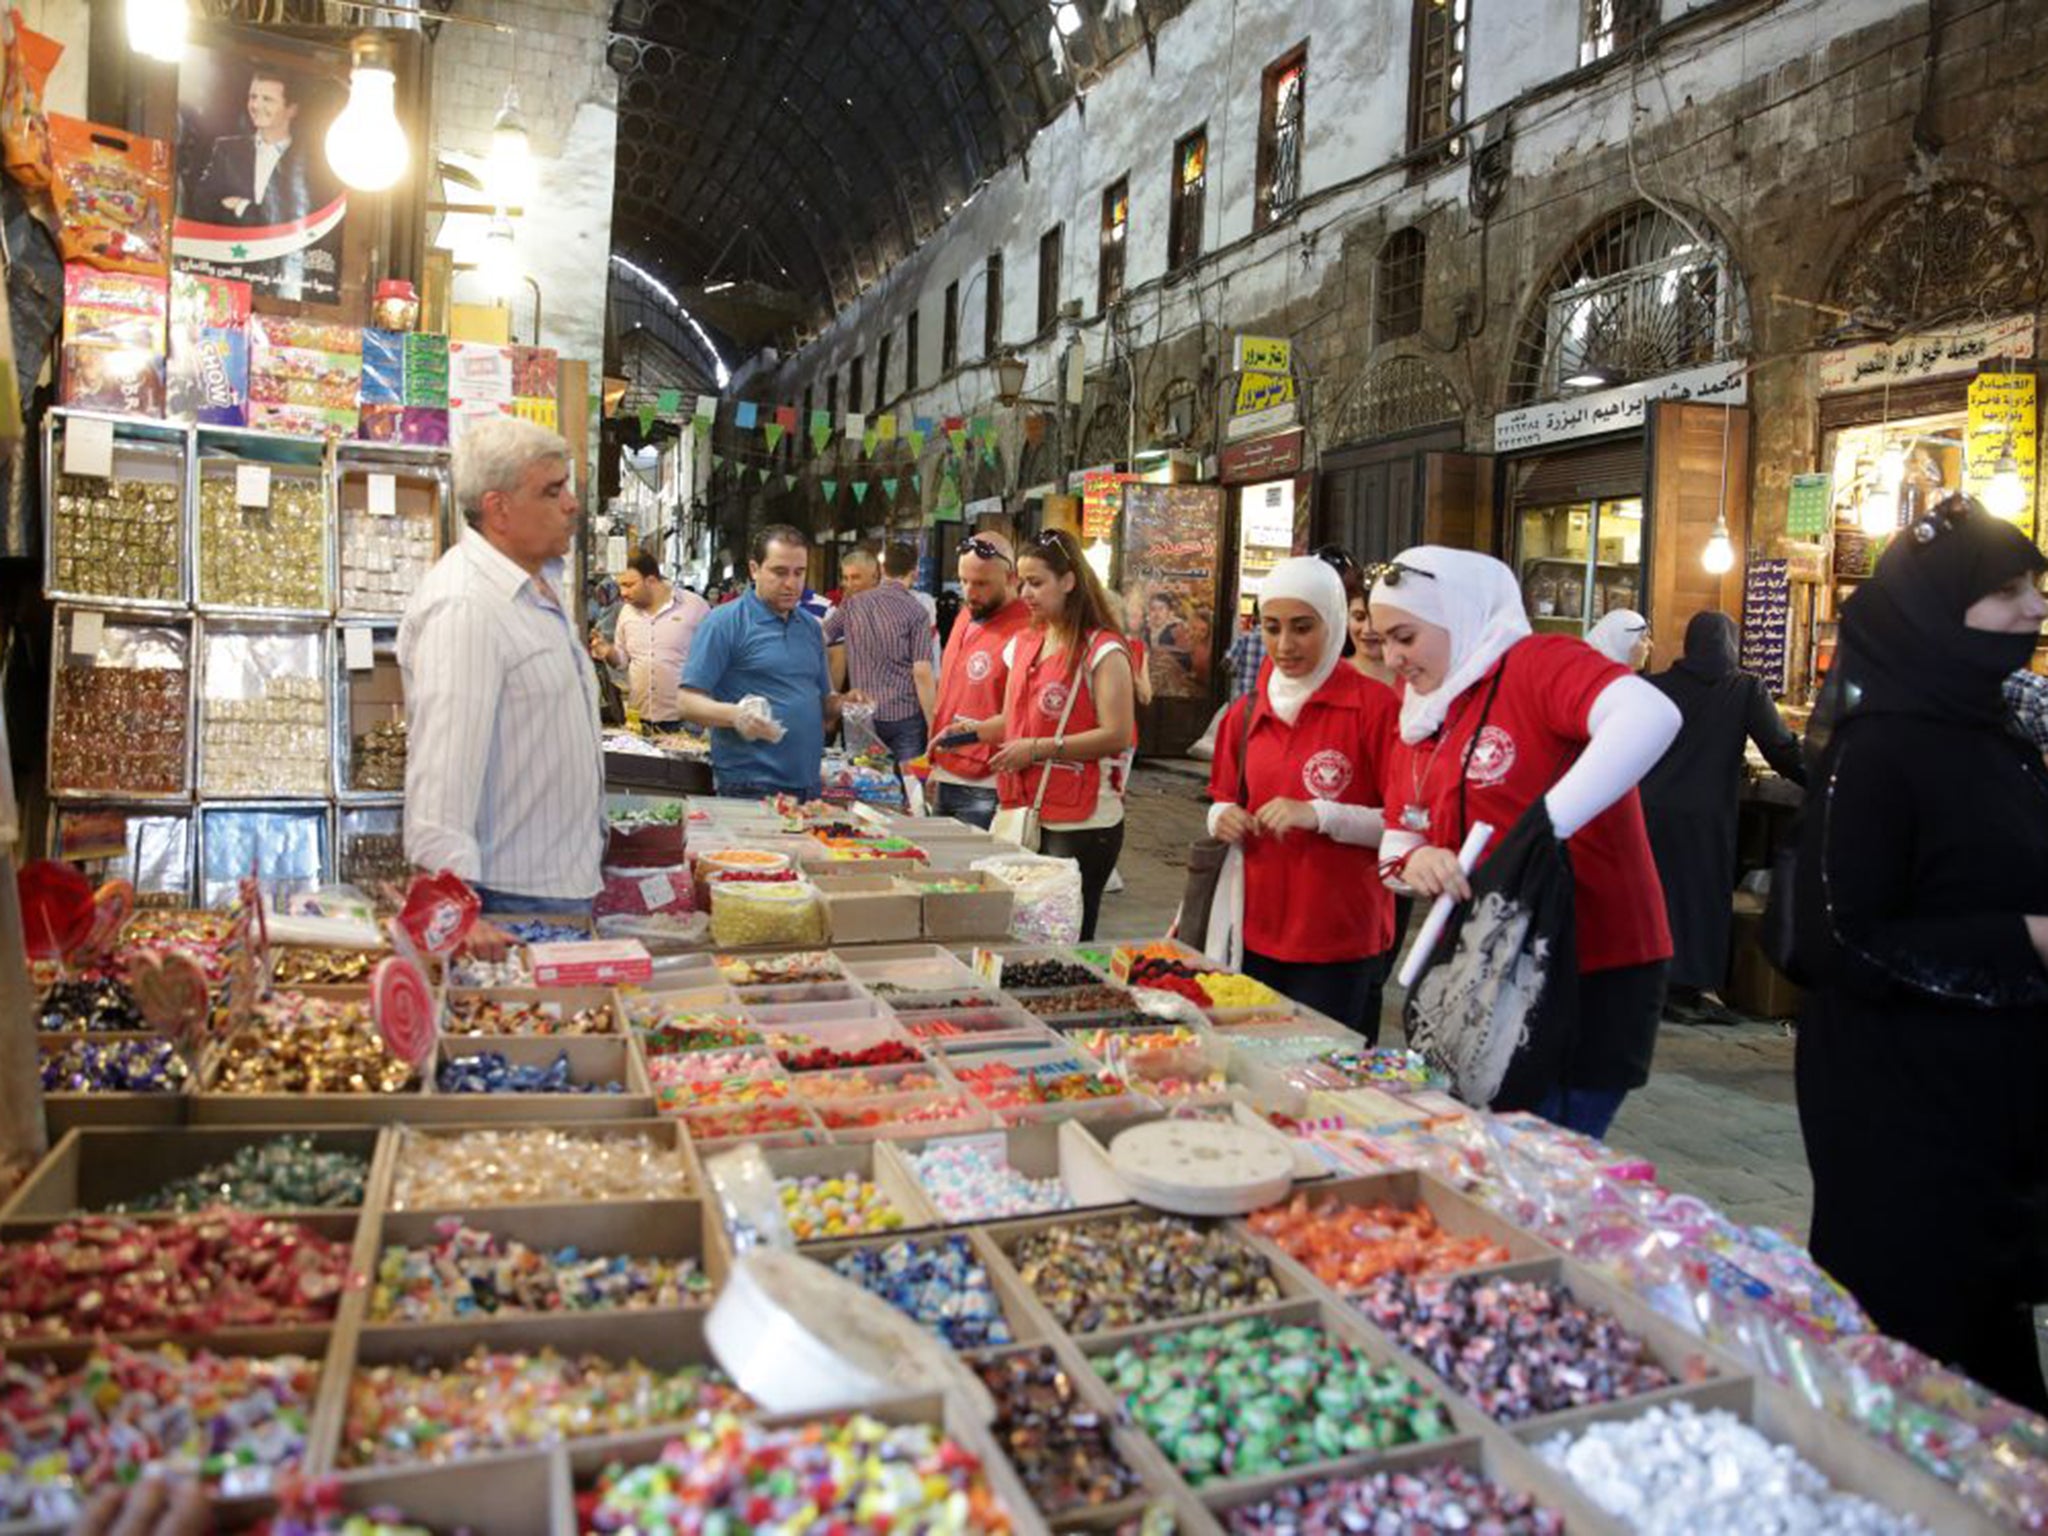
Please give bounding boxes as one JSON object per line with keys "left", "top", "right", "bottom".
{"left": 825, "top": 545, "right": 937, "bottom": 762}
{"left": 1226, "top": 607, "right": 1267, "bottom": 701}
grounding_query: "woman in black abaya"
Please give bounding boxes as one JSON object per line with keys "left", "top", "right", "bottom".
{"left": 1640, "top": 612, "right": 1805, "bottom": 1013}
{"left": 1794, "top": 493, "right": 2048, "bottom": 1411}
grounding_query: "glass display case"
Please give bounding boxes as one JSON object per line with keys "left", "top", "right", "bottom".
{"left": 333, "top": 443, "right": 452, "bottom": 617}
{"left": 48, "top": 607, "right": 194, "bottom": 800}
{"left": 197, "top": 619, "right": 331, "bottom": 798}
{"left": 42, "top": 410, "right": 190, "bottom": 609}
{"left": 335, "top": 621, "right": 405, "bottom": 799}
{"left": 193, "top": 427, "right": 333, "bottom": 614}
{"left": 1515, "top": 496, "right": 1644, "bottom": 635}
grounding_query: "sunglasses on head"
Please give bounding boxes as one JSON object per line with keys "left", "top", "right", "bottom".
{"left": 962, "top": 535, "right": 1012, "bottom": 565}
{"left": 1313, "top": 544, "right": 1357, "bottom": 572}
{"left": 1375, "top": 561, "right": 1438, "bottom": 589}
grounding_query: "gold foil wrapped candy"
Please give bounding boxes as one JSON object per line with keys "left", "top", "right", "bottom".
{"left": 340, "top": 829, "right": 407, "bottom": 887}
{"left": 52, "top": 663, "right": 189, "bottom": 793}
{"left": 390, "top": 1128, "right": 691, "bottom": 1208}
{"left": 52, "top": 473, "right": 183, "bottom": 602}
{"left": 201, "top": 673, "right": 327, "bottom": 795}
{"left": 207, "top": 993, "right": 417, "bottom": 1095}
{"left": 350, "top": 717, "right": 407, "bottom": 791}
{"left": 198, "top": 471, "right": 329, "bottom": 610}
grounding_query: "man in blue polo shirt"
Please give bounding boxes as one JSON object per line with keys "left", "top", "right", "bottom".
{"left": 678, "top": 523, "right": 861, "bottom": 798}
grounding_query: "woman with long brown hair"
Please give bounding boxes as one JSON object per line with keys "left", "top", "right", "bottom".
{"left": 970, "top": 528, "right": 1138, "bottom": 939}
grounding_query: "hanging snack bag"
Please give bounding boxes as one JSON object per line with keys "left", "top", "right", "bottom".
{"left": 1, "top": 10, "right": 63, "bottom": 195}
{"left": 48, "top": 114, "right": 172, "bottom": 276}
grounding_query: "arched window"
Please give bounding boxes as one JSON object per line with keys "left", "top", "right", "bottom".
{"left": 1507, "top": 202, "right": 1749, "bottom": 406}
{"left": 1827, "top": 182, "right": 2039, "bottom": 334}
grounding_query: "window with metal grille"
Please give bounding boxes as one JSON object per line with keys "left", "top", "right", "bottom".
{"left": 875, "top": 334, "right": 890, "bottom": 411}
{"left": 1581, "top": 0, "right": 1655, "bottom": 65}
{"left": 1408, "top": 0, "right": 1468, "bottom": 158}
{"left": 1377, "top": 228, "right": 1427, "bottom": 343}
{"left": 1037, "top": 225, "right": 1063, "bottom": 334}
{"left": 1099, "top": 178, "right": 1129, "bottom": 312}
{"left": 984, "top": 252, "right": 1004, "bottom": 357}
{"left": 905, "top": 310, "right": 920, "bottom": 391}
{"left": 942, "top": 281, "right": 960, "bottom": 372}
{"left": 1256, "top": 47, "right": 1306, "bottom": 232}
{"left": 849, "top": 356, "right": 864, "bottom": 415}
{"left": 1168, "top": 127, "right": 1206, "bottom": 273}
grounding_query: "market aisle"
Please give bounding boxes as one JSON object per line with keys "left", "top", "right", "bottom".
{"left": 1110, "top": 765, "right": 1813, "bottom": 1237}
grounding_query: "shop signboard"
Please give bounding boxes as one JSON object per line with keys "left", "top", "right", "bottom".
{"left": 1236, "top": 479, "right": 1295, "bottom": 613}
{"left": 1225, "top": 398, "right": 1298, "bottom": 442}
{"left": 1816, "top": 313, "right": 2035, "bottom": 394}
{"left": 1740, "top": 558, "right": 1791, "bottom": 694}
{"left": 1123, "top": 483, "right": 1225, "bottom": 699}
{"left": 1231, "top": 335, "right": 1295, "bottom": 420}
{"left": 1081, "top": 472, "right": 1133, "bottom": 539}
{"left": 1786, "top": 473, "right": 1831, "bottom": 539}
{"left": 1493, "top": 361, "right": 1748, "bottom": 453}
{"left": 1220, "top": 428, "right": 1305, "bottom": 484}
{"left": 1964, "top": 371, "right": 2038, "bottom": 539}
{"left": 173, "top": 26, "right": 364, "bottom": 311}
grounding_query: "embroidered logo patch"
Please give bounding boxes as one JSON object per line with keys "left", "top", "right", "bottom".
{"left": 1465, "top": 725, "right": 1517, "bottom": 788}
{"left": 967, "top": 651, "right": 994, "bottom": 682}
{"left": 1038, "top": 681, "right": 1071, "bottom": 717}
{"left": 1302, "top": 748, "right": 1354, "bottom": 799}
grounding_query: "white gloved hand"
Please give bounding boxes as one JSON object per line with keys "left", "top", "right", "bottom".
{"left": 732, "top": 695, "right": 786, "bottom": 743}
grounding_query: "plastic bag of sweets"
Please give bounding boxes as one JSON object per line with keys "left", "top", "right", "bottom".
{"left": 2, "top": 12, "right": 63, "bottom": 195}
{"left": 49, "top": 114, "right": 171, "bottom": 275}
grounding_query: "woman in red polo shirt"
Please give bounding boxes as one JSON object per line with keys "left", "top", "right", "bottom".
{"left": 1209, "top": 557, "right": 1400, "bottom": 1031}
{"left": 978, "top": 530, "right": 1138, "bottom": 940}
{"left": 1370, "top": 547, "right": 1680, "bottom": 1138}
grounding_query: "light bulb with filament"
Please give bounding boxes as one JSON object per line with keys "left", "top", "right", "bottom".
{"left": 1702, "top": 520, "right": 1735, "bottom": 574}
{"left": 326, "top": 36, "right": 410, "bottom": 193}
{"left": 1860, "top": 487, "right": 1899, "bottom": 536}
{"left": 127, "top": 0, "right": 186, "bottom": 62}
{"left": 1985, "top": 447, "right": 2029, "bottom": 521}
{"left": 486, "top": 87, "right": 533, "bottom": 205}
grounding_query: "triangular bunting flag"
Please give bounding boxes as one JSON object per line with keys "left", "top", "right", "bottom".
{"left": 693, "top": 418, "right": 709, "bottom": 448}
{"left": 712, "top": 453, "right": 724, "bottom": 469}
{"left": 656, "top": 388, "right": 680, "bottom": 416}
{"left": 946, "top": 418, "right": 967, "bottom": 452}
{"left": 911, "top": 472, "right": 922, "bottom": 490}
{"left": 881, "top": 478, "right": 899, "bottom": 501}
{"left": 878, "top": 414, "right": 897, "bottom": 441}
{"left": 970, "top": 415, "right": 993, "bottom": 446}
{"left": 810, "top": 411, "right": 832, "bottom": 453}
{"left": 822, "top": 478, "right": 838, "bottom": 503}
{"left": 785, "top": 473, "right": 798, "bottom": 491}
{"left": 695, "top": 394, "right": 718, "bottom": 421}
{"left": 906, "top": 428, "right": 926, "bottom": 455}
{"left": 862, "top": 429, "right": 879, "bottom": 457}
{"left": 637, "top": 402, "right": 656, "bottom": 435}
{"left": 852, "top": 482, "right": 869, "bottom": 505}
{"left": 764, "top": 423, "right": 785, "bottom": 451}
{"left": 984, "top": 449, "right": 998, "bottom": 469}
{"left": 775, "top": 405, "right": 797, "bottom": 430}
{"left": 735, "top": 401, "right": 758, "bottom": 430}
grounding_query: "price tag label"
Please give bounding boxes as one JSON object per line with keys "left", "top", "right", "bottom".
{"left": 368, "top": 473, "right": 398, "bottom": 517}
{"left": 969, "top": 946, "right": 1004, "bottom": 987}
{"left": 344, "top": 626, "right": 375, "bottom": 671}
{"left": 235, "top": 463, "right": 272, "bottom": 507}
{"left": 638, "top": 873, "right": 676, "bottom": 909}
{"left": 63, "top": 416, "right": 115, "bottom": 479}
{"left": 70, "top": 609, "right": 105, "bottom": 659}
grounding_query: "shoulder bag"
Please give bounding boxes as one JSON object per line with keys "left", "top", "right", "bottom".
{"left": 990, "top": 631, "right": 1093, "bottom": 853}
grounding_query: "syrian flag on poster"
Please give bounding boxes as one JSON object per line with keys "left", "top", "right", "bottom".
{"left": 174, "top": 193, "right": 348, "bottom": 267}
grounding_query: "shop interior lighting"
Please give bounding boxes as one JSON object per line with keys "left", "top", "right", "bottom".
{"left": 1985, "top": 436, "right": 2029, "bottom": 521}
{"left": 478, "top": 218, "right": 520, "bottom": 300}
{"left": 1876, "top": 442, "right": 1908, "bottom": 492}
{"left": 486, "top": 87, "right": 534, "bottom": 206}
{"left": 327, "top": 34, "right": 410, "bottom": 193}
{"left": 1701, "top": 403, "right": 1736, "bottom": 574}
{"left": 126, "top": 0, "right": 187, "bottom": 62}
{"left": 1564, "top": 368, "right": 1612, "bottom": 390}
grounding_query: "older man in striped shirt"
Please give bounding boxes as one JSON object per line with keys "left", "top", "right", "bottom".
{"left": 824, "top": 544, "right": 937, "bottom": 762}
{"left": 399, "top": 417, "right": 604, "bottom": 954}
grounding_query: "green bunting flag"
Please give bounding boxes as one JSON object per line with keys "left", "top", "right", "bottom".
{"left": 947, "top": 425, "right": 967, "bottom": 452}
{"left": 906, "top": 428, "right": 926, "bottom": 455}
{"left": 862, "top": 429, "right": 879, "bottom": 457}
{"left": 785, "top": 473, "right": 798, "bottom": 491}
{"left": 656, "top": 388, "right": 680, "bottom": 416}
{"left": 971, "top": 415, "right": 993, "bottom": 447}
{"left": 822, "top": 478, "right": 838, "bottom": 503}
{"left": 851, "top": 481, "right": 869, "bottom": 505}
{"left": 911, "top": 472, "right": 922, "bottom": 490}
{"left": 881, "top": 478, "right": 899, "bottom": 501}
{"left": 764, "top": 423, "right": 785, "bottom": 451}
{"left": 809, "top": 411, "right": 832, "bottom": 454}
{"left": 637, "top": 403, "right": 656, "bottom": 435}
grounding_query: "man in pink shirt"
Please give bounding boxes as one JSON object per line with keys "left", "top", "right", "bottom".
{"left": 588, "top": 552, "right": 710, "bottom": 730}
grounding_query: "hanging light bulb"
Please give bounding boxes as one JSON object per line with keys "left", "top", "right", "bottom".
{"left": 486, "top": 87, "right": 534, "bottom": 206}
{"left": 127, "top": 0, "right": 186, "bottom": 62}
{"left": 1702, "top": 518, "right": 1735, "bottom": 574}
{"left": 325, "top": 34, "right": 410, "bottom": 193}
{"left": 1859, "top": 486, "right": 1899, "bottom": 536}
{"left": 1985, "top": 441, "right": 2029, "bottom": 521}
{"left": 477, "top": 218, "right": 520, "bottom": 300}
{"left": 1876, "top": 442, "right": 1908, "bottom": 493}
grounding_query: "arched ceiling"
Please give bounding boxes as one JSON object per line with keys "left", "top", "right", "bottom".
{"left": 605, "top": 0, "right": 1187, "bottom": 346}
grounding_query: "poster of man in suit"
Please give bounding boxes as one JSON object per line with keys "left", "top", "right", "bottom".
{"left": 173, "top": 38, "right": 349, "bottom": 306}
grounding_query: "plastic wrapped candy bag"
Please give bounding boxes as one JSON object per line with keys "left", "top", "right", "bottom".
{"left": 972, "top": 851, "right": 1082, "bottom": 945}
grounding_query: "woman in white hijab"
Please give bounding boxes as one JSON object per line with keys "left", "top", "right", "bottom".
{"left": 1369, "top": 548, "right": 1681, "bottom": 1138}
{"left": 1587, "top": 608, "right": 1651, "bottom": 670}
{"left": 1206, "top": 556, "right": 1402, "bottom": 1029}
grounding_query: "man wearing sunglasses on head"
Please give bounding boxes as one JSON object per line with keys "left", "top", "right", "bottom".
{"left": 926, "top": 531, "right": 1031, "bottom": 827}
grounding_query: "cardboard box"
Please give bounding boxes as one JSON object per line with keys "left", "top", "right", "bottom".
{"left": 914, "top": 871, "right": 1016, "bottom": 941}
{"left": 815, "top": 874, "right": 923, "bottom": 945}
{"left": 528, "top": 939, "right": 652, "bottom": 987}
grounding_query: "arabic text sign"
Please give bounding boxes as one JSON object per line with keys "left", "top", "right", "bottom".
{"left": 1232, "top": 334, "right": 1295, "bottom": 418}
{"left": 1492, "top": 361, "right": 1748, "bottom": 453}
{"left": 1740, "top": 557, "right": 1791, "bottom": 694}
{"left": 1964, "top": 371, "right": 2038, "bottom": 538}
{"left": 1816, "top": 314, "right": 2036, "bottom": 394}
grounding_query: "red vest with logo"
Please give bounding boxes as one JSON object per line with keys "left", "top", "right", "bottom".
{"left": 997, "top": 629, "right": 1127, "bottom": 823}
{"left": 932, "top": 598, "right": 1031, "bottom": 781}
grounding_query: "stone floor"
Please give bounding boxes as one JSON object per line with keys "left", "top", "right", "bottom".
{"left": 1099, "top": 764, "right": 1814, "bottom": 1238}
